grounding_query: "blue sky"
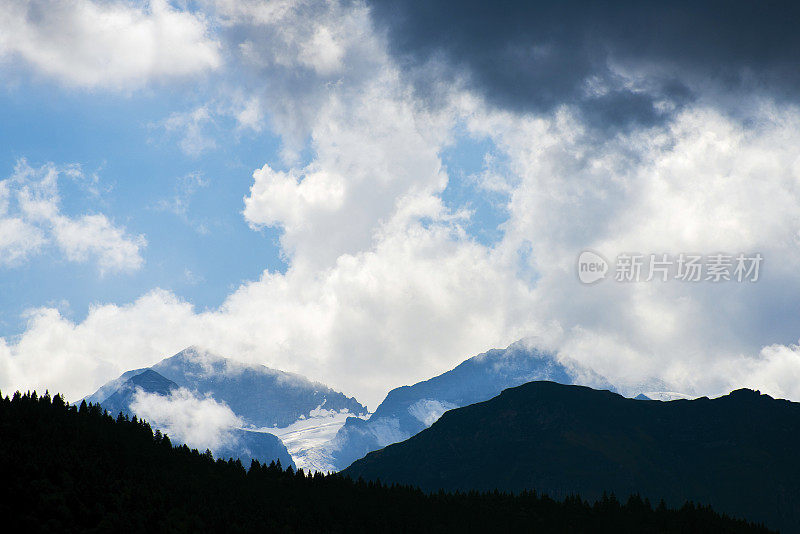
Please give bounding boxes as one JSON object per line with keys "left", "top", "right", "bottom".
{"left": 0, "top": 80, "right": 291, "bottom": 335}
{"left": 3, "top": 0, "right": 800, "bottom": 409}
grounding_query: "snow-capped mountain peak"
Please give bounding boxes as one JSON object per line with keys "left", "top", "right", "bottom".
{"left": 85, "top": 347, "right": 369, "bottom": 472}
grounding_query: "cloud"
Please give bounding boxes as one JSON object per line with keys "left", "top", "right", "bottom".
{"left": 233, "top": 95, "right": 264, "bottom": 132}
{"left": 0, "top": 179, "right": 47, "bottom": 263}
{"left": 153, "top": 171, "right": 210, "bottom": 233}
{"left": 368, "top": 0, "right": 800, "bottom": 127}
{"left": 14, "top": 91, "right": 800, "bottom": 408}
{"left": 0, "top": 217, "right": 46, "bottom": 265}
{"left": 464, "top": 97, "right": 800, "bottom": 396}
{"left": 7, "top": 0, "right": 800, "bottom": 417}
{"left": 159, "top": 106, "right": 218, "bottom": 156}
{"left": 0, "top": 214, "right": 538, "bottom": 408}
{"left": 1, "top": 159, "right": 146, "bottom": 273}
{"left": 130, "top": 387, "right": 243, "bottom": 450}
{"left": 0, "top": 0, "right": 221, "bottom": 89}
{"left": 184, "top": 269, "right": 205, "bottom": 285}
{"left": 244, "top": 164, "right": 346, "bottom": 235}
{"left": 211, "top": 0, "right": 395, "bottom": 159}
{"left": 224, "top": 0, "right": 455, "bottom": 269}
{"left": 52, "top": 214, "right": 146, "bottom": 273}
{"left": 1, "top": 290, "right": 196, "bottom": 402}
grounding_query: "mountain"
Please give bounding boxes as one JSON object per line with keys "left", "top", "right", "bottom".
{"left": 3, "top": 391, "right": 770, "bottom": 533}
{"left": 92, "top": 367, "right": 295, "bottom": 469}
{"left": 148, "top": 347, "right": 368, "bottom": 428}
{"left": 100, "top": 369, "right": 178, "bottom": 417}
{"left": 344, "top": 381, "right": 800, "bottom": 533}
{"left": 87, "top": 347, "right": 368, "bottom": 471}
{"left": 87, "top": 346, "right": 368, "bottom": 428}
{"left": 215, "top": 429, "right": 295, "bottom": 470}
{"left": 324, "top": 340, "right": 614, "bottom": 471}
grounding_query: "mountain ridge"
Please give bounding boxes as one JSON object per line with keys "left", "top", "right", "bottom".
{"left": 89, "top": 347, "right": 368, "bottom": 428}
{"left": 325, "top": 340, "right": 615, "bottom": 470}
{"left": 344, "top": 380, "right": 800, "bottom": 533}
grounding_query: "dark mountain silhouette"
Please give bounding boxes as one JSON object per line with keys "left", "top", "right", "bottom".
{"left": 344, "top": 381, "right": 800, "bottom": 533}
{"left": 0, "top": 390, "right": 771, "bottom": 533}
{"left": 326, "top": 340, "right": 615, "bottom": 470}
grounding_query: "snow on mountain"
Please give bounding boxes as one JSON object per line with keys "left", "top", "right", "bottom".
{"left": 85, "top": 344, "right": 694, "bottom": 473}
{"left": 270, "top": 406, "right": 369, "bottom": 473}
{"left": 635, "top": 391, "right": 696, "bottom": 401}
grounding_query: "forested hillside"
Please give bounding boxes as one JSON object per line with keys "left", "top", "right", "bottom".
{"left": 0, "top": 390, "right": 771, "bottom": 533}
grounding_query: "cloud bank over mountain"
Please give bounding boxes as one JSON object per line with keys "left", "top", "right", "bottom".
{"left": 130, "top": 387, "right": 243, "bottom": 451}
{"left": 2, "top": 0, "right": 800, "bottom": 410}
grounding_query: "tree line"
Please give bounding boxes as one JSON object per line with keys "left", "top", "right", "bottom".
{"left": 0, "top": 390, "right": 773, "bottom": 533}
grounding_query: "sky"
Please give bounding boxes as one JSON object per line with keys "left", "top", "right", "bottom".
{"left": 2, "top": 0, "right": 800, "bottom": 409}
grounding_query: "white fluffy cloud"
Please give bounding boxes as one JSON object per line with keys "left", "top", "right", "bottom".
{"left": 53, "top": 214, "right": 146, "bottom": 272}
{"left": 0, "top": 219, "right": 537, "bottom": 407}
{"left": 1, "top": 160, "right": 146, "bottom": 273}
{"left": 0, "top": 0, "right": 221, "bottom": 88}
{"left": 233, "top": 0, "right": 452, "bottom": 269}
{"left": 130, "top": 387, "right": 243, "bottom": 450}
{"left": 463, "top": 98, "right": 800, "bottom": 396}
{"left": 0, "top": 180, "right": 47, "bottom": 264}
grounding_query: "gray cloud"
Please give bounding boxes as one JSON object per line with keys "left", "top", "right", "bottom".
{"left": 369, "top": 0, "right": 800, "bottom": 127}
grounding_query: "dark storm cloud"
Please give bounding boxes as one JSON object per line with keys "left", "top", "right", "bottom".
{"left": 368, "top": 0, "right": 800, "bottom": 126}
